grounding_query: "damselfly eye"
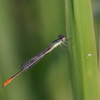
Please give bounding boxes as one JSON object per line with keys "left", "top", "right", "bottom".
{"left": 58, "top": 35, "right": 66, "bottom": 39}
{"left": 58, "top": 35, "right": 66, "bottom": 42}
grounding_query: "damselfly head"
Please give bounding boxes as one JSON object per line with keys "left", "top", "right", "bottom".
{"left": 58, "top": 35, "right": 66, "bottom": 42}
{"left": 58, "top": 35, "right": 72, "bottom": 47}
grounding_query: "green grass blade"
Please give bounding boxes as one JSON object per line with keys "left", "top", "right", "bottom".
{"left": 65, "top": 0, "right": 99, "bottom": 100}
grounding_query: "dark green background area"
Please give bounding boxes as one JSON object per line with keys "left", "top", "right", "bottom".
{"left": 0, "top": 0, "right": 99, "bottom": 100}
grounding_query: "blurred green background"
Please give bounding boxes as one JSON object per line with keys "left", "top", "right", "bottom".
{"left": 0, "top": 0, "right": 99, "bottom": 100}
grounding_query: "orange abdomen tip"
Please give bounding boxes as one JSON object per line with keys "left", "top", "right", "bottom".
{"left": 2, "top": 78, "right": 13, "bottom": 87}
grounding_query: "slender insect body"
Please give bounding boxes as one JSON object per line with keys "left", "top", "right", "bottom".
{"left": 2, "top": 35, "right": 70, "bottom": 87}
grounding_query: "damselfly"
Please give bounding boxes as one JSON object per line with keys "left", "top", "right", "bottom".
{"left": 2, "top": 35, "right": 70, "bottom": 87}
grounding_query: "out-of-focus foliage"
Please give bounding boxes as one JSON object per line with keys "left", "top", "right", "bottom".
{"left": 93, "top": 0, "right": 100, "bottom": 97}
{"left": 0, "top": 0, "right": 99, "bottom": 100}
